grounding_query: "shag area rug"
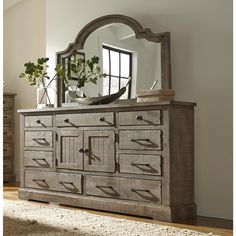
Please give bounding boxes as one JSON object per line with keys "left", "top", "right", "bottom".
{"left": 3, "top": 199, "right": 219, "bottom": 236}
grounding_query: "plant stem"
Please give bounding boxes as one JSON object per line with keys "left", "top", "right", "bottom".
{"left": 39, "top": 76, "right": 52, "bottom": 105}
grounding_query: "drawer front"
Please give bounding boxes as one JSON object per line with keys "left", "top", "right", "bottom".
{"left": 25, "top": 115, "right": 53, "bottom": 127}
{"left": 24, "top": 131, "right": 53, "bottom": 148}
{"left": 119, "top": 130, "right": 162, "bottom": 150}
{"left": 119, "top": 154, "right": 161, "bottom": 176}
{"left": 86, "top": 175, "right": 161, "bottom": 203}
{"left": 3, "top": 127, "right": 13, "bottom": 141}
{"left": 25, "top": 170, "right": 82, "bottom": 194}
{"left": 24, "top": 151, "right": 53, "bottom": 168}
{"left": 55, "top": 112, "right": 114, "bottom": 127}
{"left": 118, "top": 110, "right": 161, "bottom": 126}
{"left": 3, "top": 96, "right": 14, "bottom": 109}
{"left": 3, "top": 159, "right": 12, "bottom": 173}
{"left": 3, "top": 111, "right": 13, "bottom": 125}
{"left": 4, "top": 142, "right": 12, "bottom": 157}
{"left": 25, "top": 170, "right": 57, "bottom": 190}
{"left": 57, "top": 173, "right": 82, "bottom": 194}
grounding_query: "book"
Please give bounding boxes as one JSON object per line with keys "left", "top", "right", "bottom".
{"left": 137, "top": 95, "right": 174, "bottom": 103}
{"left": 137, "top": 89, "right": 175, "bottom": 97}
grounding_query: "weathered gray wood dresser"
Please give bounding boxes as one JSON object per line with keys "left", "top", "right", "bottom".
{"left": 4, "top": 92, "right": 16, "bottom": 182}
{"left": 18, "top": 100, "right": 196, "bottom": 222}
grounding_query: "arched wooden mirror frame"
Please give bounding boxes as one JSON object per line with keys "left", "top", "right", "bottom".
{"left": 56, "top": 14, "right": 171, "bottom": 107}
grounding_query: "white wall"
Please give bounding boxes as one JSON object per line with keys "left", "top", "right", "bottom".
{"left": 3, "top": 0, "right": 232, "bottom": 220}
{"left": 3, "top": 0, "right": 46, "bottom": 180}
{"left": 46, "top": 0, "right": 232, "bottom": 220}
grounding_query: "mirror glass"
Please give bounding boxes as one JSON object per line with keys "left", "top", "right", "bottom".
{"left": 65, "top": 23, "right": 161, "bottom": 100}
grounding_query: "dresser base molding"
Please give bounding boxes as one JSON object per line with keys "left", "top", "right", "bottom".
{"left": 19, "top": 188, "right": 196, "bottom": 222}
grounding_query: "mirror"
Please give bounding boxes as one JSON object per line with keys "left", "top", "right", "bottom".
{"left": 56, "top": 15, "right": 171, "bottom": 107}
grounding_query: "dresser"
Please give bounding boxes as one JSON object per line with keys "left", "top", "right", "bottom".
{"left": 4, "top": 93, "right": 16, "bottom": 182}
{"left": 18, "top": 100, "right": 196, "bottom": 222}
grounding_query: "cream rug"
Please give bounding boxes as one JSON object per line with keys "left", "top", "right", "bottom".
{"left": 3, "top": 199, "right": 219, "bottom": 236}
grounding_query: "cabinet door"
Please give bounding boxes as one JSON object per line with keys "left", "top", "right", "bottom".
{"left": 57, "top": 130, "right": 83, "bottom": 170}
{"left": 84, "top": 130, "right": 115, "bottom": 172}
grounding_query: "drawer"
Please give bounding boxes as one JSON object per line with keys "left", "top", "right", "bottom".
{"left": 3, "top": 111, "right": 13, "bottom": 125}
{"left": 3, "top": 127, "right": 13, "bottom": 141}
{"left": 24, "top": 131, "right": 53, "bottom": 148}
{"left": 118, "top": 110, "right": 161, "bottom": 126}
{"left": 86, "top": 175, "right": 161, "bottom": 203}
{"left": 3, "top": 143, "right": 12, "bottom": 157}
{"left": 24, "top": 151, "right": 53, "bottom": 168}
{"left": 119, "top": 130, "right": 162, "bottom": 150}
{"left": 25, "top": 115, "right": 53, "bottom": 127}
{"left": 55, "top": 112, "right": 114, "bottom": 127}
{"left": 3, "top": 96, "right": 14, "bottom": 109}
{"left": 57, "top": 173, "right": 82, "bottom": 194}
{"left": 25, "top": 170, "right": 82, "bottom": 194}
{"left": 25, "top": 170, "right": 57, "bottom": 190}
{"left": 3, "top": 159, "right": 12, "bottom": 173}
{"left": 119, "top": 154, "right": 161, "bottom": 176}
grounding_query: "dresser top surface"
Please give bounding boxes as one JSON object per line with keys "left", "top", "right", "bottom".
{"left": 4, "top": 92, "right": 17, "bottom": 96}
{"left": 17, "top": 99, "right": 197, "bottom": 114}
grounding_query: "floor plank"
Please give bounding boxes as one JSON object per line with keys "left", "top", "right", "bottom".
{"left": 3, "top": 184, "right": 233, "bottom": 236}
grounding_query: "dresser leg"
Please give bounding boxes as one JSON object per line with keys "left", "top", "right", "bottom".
{"left": 3, "top": 174, "right": 16, "bottom": 183}
{"left": 152, "top": 204, "right": 197, "bottom": 222}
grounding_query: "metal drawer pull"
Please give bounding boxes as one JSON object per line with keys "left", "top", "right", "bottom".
{"left": 131, "top": 163, "right": 150, "bottom": 167}
{"left": 59, "top": 181, "right": 74, "bottom": 185}
{"left": 96, "top": 185, "right": 113, "bottom": 189}
{"left": 78, "top": 148, "right": 84, "bottom": 153}
{"left": 78, "top": 148, "right": 89, "bottom": 153}
{"left": 32, "top": 138, "right": 49, "bottom": 145}
{"left": 131, "top": 138, "right": 150, "bottom": 142}
{"left": 32, "top": 158, "right": 46, "bottom": 161}
{"left": 131, "top": 189, "right": 150, "bottom": 192}
{"left": 64, "top": 118, "right": 69, "bottom": 123}
{"left": 35, "top": 119, "right": 47, "bottom": 127}
{"left": 33, "top": 179, "right": 46, "bottom": 182}
{"left": 96, "top": 185, "right": 119, "bottom": 197}
{"left": 135, "top": 115, "right": 143, "bottom": 120}
{"left": 33, "top": 138, "right": 46, "bottom": 141}
{"left": 32, "top": 138, "right": 50, "bottom": 145}
{"left": 98, "top": 117, "right": 105, "bottom": 122}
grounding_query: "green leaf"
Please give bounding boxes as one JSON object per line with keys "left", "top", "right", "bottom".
{"left": 38, "top": 57, "right": 49, "bottom": 64}
{"left": 29, "top": 81, "right": 37, "bottom": 86}
{"left": 71, "top": 63, "right": 78, "bottom": 73}
{"left": 87, "top": 61, "right": 94, "bottom": 72}
{"left": 37, "top": 65, "right": 44, "bottom": 70}
{"left": 90, "top": 77, "right": 98, "bottom": 84}
{"left": 55, "top": 64, "right": 62, "bottom": 73}
{"left": 91, "top": 56, "right": 99, "bottom": 64}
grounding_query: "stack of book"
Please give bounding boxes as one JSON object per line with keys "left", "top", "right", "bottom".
{"left": 137, "top": 89, "right": 175, "bottom": 103}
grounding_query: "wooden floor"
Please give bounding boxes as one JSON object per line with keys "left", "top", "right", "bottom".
{"left": 3, "top": 183, "right": 233, "bottom": 236}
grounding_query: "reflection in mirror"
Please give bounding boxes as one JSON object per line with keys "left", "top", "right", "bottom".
{"left": 65, "top": 23, "right": 161, "bottom": 100}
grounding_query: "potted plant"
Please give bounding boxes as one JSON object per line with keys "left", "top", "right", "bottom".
{"left": 19, "top": 56, "right": 106, "bottom": 108}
